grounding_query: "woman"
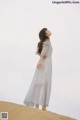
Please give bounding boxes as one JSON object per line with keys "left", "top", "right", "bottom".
{"left": 23, "top": 28, "right": 53, "bottom": 111}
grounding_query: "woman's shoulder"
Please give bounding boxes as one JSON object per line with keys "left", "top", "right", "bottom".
{"left": 43, "top": 39, "right": 50, "bottom": 46}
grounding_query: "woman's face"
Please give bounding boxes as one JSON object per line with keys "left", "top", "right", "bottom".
{"left": 45, "top": 29, "right": 52, "bottom": 37}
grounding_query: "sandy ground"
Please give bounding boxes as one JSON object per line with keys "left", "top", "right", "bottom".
{"left": 0, "top": 101, "right": 76, "bottom": 120}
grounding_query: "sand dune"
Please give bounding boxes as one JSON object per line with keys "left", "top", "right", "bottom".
{"left": 0, "top": 101, "right": 76, "bottom": 120}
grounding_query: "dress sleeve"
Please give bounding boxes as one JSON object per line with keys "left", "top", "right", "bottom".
{"left": 40, "top": 41, "right": 50, "bottom": 59}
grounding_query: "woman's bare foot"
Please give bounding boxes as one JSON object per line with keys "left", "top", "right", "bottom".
{"left": 35, "top": 104, "right": 39, "bottom": 109}
{"left": 42, "top": 105, "right": 47, "bottom": 111}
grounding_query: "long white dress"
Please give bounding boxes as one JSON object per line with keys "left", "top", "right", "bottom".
{"left": 23, "top": 39, "right": 53, "bottom": 107}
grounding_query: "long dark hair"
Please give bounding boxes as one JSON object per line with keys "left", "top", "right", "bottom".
{"left": 36, "top": 28, "right": 49, "bottom": 55}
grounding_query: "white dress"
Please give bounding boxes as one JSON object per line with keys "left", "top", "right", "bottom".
{"left": 23, "top": 39, "right": 53, "bottom": 107}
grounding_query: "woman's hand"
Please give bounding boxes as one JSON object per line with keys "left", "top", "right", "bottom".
{"left": 36, "top": 57, "right": 44, "bottom": 69}
{"left": 37, "top": 62, "right": 42, "bottom": 69}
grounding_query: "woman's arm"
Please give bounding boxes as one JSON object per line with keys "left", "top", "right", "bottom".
{"left": 37, "top": 41, "right": 50, "bottom": 68}
{"left": 40, "top": 41, "right": 50, "bottom": 59}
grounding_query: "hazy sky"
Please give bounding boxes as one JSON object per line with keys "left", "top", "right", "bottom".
{"left": 0, "top": 0, "right": 80, "bottom": 119}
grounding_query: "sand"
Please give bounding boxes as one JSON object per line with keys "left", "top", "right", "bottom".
{"left": 0, "top": 101, "right": 76, "bottom": 120}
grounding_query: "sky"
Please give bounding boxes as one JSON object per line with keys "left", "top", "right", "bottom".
{"left": 0, "top": 0, "right": 80, "bottom": 119}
